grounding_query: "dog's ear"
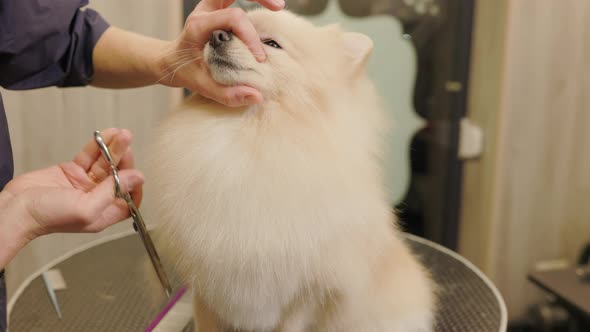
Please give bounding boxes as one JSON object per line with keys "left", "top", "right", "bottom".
{"left": 341, "top": 32, "right": 373, "bottom": 74}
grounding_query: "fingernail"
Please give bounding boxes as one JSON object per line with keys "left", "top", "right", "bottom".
{"left": 273, "top": 0, "right": 285, "bottom": 8}
{"left": 245, "top": 95, "right": 262, "bottom": 105}
{"left": 255, "top": 48, "right": 266, "bottom": 62}
{"left": 237, "top": 95, "right": 250, "bottom": 106}
{"left": 244, "top": 95, "right": 256, "bottom": 104}
{"left": 237, "top": 95, "right": 255, "bottom": 106}
{"left": 127, "top": 173, "right": 145, "bottom": 191}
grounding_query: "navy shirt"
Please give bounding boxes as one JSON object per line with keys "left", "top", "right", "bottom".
{"left": 0, "top": 2, "right": 109, "bottom": 330}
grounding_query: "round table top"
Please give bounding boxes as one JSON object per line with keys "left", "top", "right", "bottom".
{"left": 9, "top": 233, "right": 506, "bottom": 332}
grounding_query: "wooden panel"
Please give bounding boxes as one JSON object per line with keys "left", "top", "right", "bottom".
{"left": 460, "top": 0, "right": 590, "bottom": 320}
{"left": 4, "top": 0, "right": 183, "bottom": 303}
{"left": 458, "top": 0, "right": 509, "bottom": 273}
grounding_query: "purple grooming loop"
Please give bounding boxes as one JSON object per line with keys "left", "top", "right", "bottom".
{"left": 145, "top": 286, "right": 189, "bottom": 332}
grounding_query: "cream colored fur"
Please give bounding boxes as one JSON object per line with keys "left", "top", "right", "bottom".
{"left": 148, "top": 9, "right": 434, "bottom": 332}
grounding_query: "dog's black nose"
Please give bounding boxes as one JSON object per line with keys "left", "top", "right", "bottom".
{"left": 210, "top": 30, "right": 232, "bottom": 49}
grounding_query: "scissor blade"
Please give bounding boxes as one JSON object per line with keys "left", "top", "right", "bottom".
{"left": 126, "top": 197, "right": 173, "bottom": 298}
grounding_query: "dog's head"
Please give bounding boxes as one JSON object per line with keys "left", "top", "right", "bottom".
{"left": 204, "top": 9, "right": 374, "bottom": 105}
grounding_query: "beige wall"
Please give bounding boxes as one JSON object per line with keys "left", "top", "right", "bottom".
{"left": 460, "top": 0, "right": 590, "bottom": 320}
{"left": 4, "top": 1, "right": 183, "bottom": 302}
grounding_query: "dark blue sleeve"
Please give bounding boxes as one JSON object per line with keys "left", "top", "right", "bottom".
{"left": 0, "top": 1, "right": 110, "bottom": 90}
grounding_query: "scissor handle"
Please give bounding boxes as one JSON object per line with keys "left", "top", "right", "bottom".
{"left": 94, "top": 131, "right": 124, "bottom": 197}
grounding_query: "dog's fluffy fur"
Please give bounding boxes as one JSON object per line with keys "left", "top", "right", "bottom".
{"left": 149, "top": 9, "right": 433, "bottom": 332}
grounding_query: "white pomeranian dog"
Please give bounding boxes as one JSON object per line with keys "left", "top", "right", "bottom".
{"left": 148, "top": 8, "right": 434, "bottom": 332}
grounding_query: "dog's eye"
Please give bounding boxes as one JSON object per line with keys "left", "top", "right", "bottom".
{"left": 263, "top": 39, "right": 282, "bottom": 49}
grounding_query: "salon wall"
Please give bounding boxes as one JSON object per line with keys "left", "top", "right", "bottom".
{"left": 3, "top": 1, "right": 183, "bottom": 303}
{"left": 460, "top": 0, "right": 590, "bottom": 320}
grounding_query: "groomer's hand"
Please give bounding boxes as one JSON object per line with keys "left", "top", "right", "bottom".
{"left": 2, "top": 128, "right": 144, "bottom": 237}
{"left": 156, "top": 0, "right": 285, "bottom": 107}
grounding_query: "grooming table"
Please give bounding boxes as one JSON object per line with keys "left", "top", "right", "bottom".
{"left": 8, "top": 233, "right": 506, "bottom": 331}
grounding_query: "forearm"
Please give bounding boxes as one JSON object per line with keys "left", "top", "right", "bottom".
{"left": 0, "top": 192, "right": 35, "bottom": 270}
{"left": 91, "top": 26, "right": 170, "bottom": 89}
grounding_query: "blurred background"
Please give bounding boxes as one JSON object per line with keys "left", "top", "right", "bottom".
{"left": 2, "top": 0, "right": 590, "bottom": 331}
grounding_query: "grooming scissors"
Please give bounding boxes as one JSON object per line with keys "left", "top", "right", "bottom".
{"left": 94, "top": 131, "right": 172, "bottom": 298}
